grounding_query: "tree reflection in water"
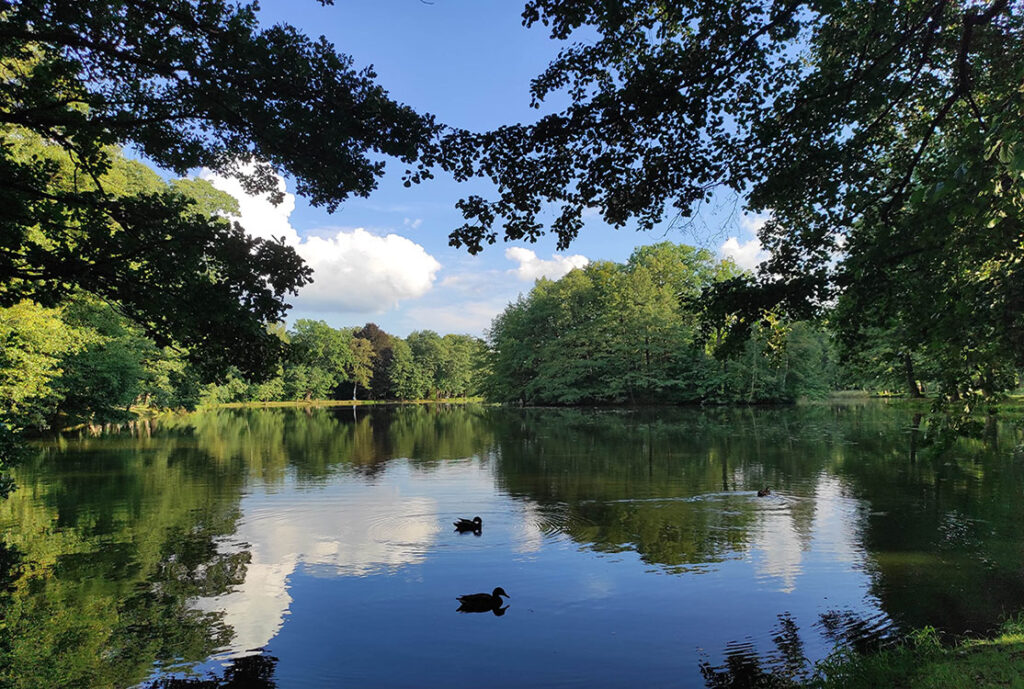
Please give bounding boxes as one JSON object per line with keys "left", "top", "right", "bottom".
{"left": 699, "top": 609, "right": 898, "bottom": 689}
{"left": 699, "top": 613, "right": 809, "bottom": 689}
{"left": 0, "top": 403, "right": 1021, "bottom": 688}
{"left": 146, "top": 653, "right": 277, "bottom": 688}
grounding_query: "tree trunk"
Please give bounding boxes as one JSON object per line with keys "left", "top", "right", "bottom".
{"left": 902, "top": 352, "right": 923, "bottom": 397}
{"left": 352, "top": 382, "right": 357, "bottom": 401}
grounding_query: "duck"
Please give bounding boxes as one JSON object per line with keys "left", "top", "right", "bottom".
{"left": 456, "top": 587, "right": 510, "bottom": 614}
{"left": 453, "top": 516, "right": 482, "bottom": 532}
{"left": 757, "top": 487, "right": 772, "bottom": 497}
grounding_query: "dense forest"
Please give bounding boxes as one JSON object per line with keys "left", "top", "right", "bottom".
{"left": 3, "top": 0, "right": 1023, "bottom": 435}
{"left": 1, "top": 135, "right": 1017, "bottom": 433}
{"left": 485, "top": 243, "right": 836, "bottom": 405}
{"left": 0, "top": 136, "right": 486, "bottom": 431}
{"left": 0, "top": 293, "right": 486, "bottom": 427}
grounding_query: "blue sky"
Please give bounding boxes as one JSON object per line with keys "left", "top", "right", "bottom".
{"left": 206, "top": 1, "right": 767, "bottom": 337}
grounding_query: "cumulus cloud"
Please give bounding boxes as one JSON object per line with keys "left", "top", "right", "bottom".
{"left": 200, "top": 168, "right": 440, "bottom": 314}
{"left": 720, "top": 236, "right": 769, "bottom": 271}
{"left": 719, "top": 213, "right": 771, "bottom": 271}
{"left": 297, "top": 229, "right": 441, "bottom": 313}
{"left": 505, "top": 247, "right": 589, "bottom": 282}
{"left": 740, "top": 213, "right": 770, "bottom": 235}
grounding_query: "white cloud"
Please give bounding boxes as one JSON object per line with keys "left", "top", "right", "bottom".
{"left": 504, "top": 247, "right": 589, "bottom": 282}
{"left": 719, "top": 236, "right": 768, "bottom": 271}
{"left": 719, "top": 213, "right": 771, "bottom": 271}
{"left": 200, "top": 168, "right": 440, "bottom": 314}
{"left": 298, "top": 229, "right": 440, "bottom": 313}
{"left": 200, "top": 167, "right": 301, "bottom": 245}
{"left": 740, "top": 213, "right": 770, "bottom": 235}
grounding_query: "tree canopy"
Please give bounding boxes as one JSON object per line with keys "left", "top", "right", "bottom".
{"left": 485, "top": 242, "right": 836, "bottom": 405}
{"left": 440, "top": 0, "right": 1024, "bottom": 395}
{"left": 0, "top": 0, "right": 442, "bottom": 379}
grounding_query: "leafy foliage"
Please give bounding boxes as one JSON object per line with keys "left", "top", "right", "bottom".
{"left": 439, "top": 0, "right": 1024, "bottom": 396}
{"left": 1, "top": 0, "right": 444, "bottom": 380}
{"left": 484, "top": 242, "right": 835, "bottom": 405}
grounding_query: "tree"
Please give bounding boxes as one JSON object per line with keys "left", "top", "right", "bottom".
{"left": 1, "top": 0, "right": 443, "bottom": 380}
{"left": 287, "top": 320, "right": 354, "bottom": 400}
{"left": 354, "top": 323, "right": 395, "bottom": 399}
{"left": 346, "top": 335, "right": 375, "bottom": 401}
{"left": 407, "top": 330, "right": 447, "bottom": 398}
{"left": 51, "top": 296, "right": 151, "bottom": 424}
{"left": 0, "top": 301, "right": 81, "bottom": 426}
{"left": 483, "top": 242, "right": 834, "bottom": 405}
{"left": 387, "top": 338, "right": 427, "bottom": 400}
{"left": 441, "top": 334, "right": 485, "bottom": 398}
{"left": 441, "top": 0, "right": 1024, "bottom": 395}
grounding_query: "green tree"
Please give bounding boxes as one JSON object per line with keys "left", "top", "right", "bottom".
{"left": 441, "top": 334, "right": 486, "bottom": 397}
{"left": 346, "top": 335, "right": 375, "bottom": 401}
{"left": 286, "top": 320, "right": 354, "bottom": 400}
{"left": 387, "top": 338, "right": 427, "bottom": 400}
{"left": 52, "top": 297, "right": 151, "bottom": 425}
{"left": 407, "top": 330, "right": 447, "bottom": 398}
{"left": 484, "top": 243, "right": 835, "bottom": 405}
{"left": 354, "top": 323, "right": 394, "bottom": 399}
{"left": 0, "top": 301, "right": 81, "bottom": 426}
{"left": 1, "top": 0, "right": 443, "bottom": 379}
{"left": 442, "top": 0, "right": 1023, "bottom": 395}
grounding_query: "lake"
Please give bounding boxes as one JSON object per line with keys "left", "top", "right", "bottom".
{"left": 1, "top": 402, "right": 1022, "bottom": 688}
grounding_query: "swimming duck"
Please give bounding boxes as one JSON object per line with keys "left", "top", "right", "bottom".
{"left": 456, "top": 587, "right": 510, "bottom": 614}
{"left": 453, "top": 516, "right": 482, "bottom": 532}
{"left": 757, "top": 487, "right": 772, "bottom": 497}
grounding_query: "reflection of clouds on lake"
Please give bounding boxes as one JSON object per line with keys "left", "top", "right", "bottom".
{"left": 194, "top": 556, "right": 298, "bottom": 658}
{"left": 749, "top": 474, "right": 865, "bottom": 594}
{"left": 193, "top": 460, "right": 512, "bottom": 659}
{"left": 750, "top": 500, "right": 804, "bottom": 593}
{"left": 194, "top": 473, "right": 442, "bottom": 658}
{"left": 808, "top": 474, "right": 863, "bottom": 566}
{"left": 514, "top": 502, "right": 545, "bottom": 554}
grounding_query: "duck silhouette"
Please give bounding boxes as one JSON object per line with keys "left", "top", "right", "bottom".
{"left": 453, "top": 516, "right": 482, "bottom": 533}
{"left": 457, "top": 587, "right": 509, "bottom": 615}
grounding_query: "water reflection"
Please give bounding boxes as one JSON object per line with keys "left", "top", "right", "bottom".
{"left": 700, "top": 613, "right": 810, "bottom": 689}
{"left": 145, "top": 653, "right": 278, "bottom": 688}
{"left": 0, "top": 403, "right": 1021, "bottom": 688}
{"left": 195, "top": 472, "right": 444, "bottom": 658}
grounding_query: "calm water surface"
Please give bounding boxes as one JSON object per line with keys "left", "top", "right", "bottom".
{"left": 1, "top": 403, "right": 1022, "bottom": 688}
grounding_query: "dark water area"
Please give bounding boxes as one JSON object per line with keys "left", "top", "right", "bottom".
{"left": 1, "top": 402, "right": 1022, "bottom": 688}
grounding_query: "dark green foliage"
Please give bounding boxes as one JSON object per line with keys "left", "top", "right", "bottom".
{"left": 1, "top": 0, "right": 443, "bottom": 381}
{"left": 484, "top": 242, "right": 836, "bottom": 405}
{"left": 199, "top": 323, "right": 486, "bottom": 404}
{"left": 355, "top": 323, "right": 395, "bottom": 399}
{"left": 440, "top": 0, "right": 1024, "bottom": 397}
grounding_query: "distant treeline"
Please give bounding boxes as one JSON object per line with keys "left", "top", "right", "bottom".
{"left": 204, "top": 322, "right": 486, "bottom": 406}
{"left": 485, "top": 243, "right": 837, "bottom": 405}
{"left": 0, "top": 294, "right": 485, "bottom": 429}
{"left": 8, "top": 236, "right": 1021, "bottom": 433}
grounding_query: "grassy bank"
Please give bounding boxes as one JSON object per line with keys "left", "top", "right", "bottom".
{"left": 810, "top": 618, "right": 1024, "bottom": 689}
{"left": 838, "top": 390, "right": 1024, "bottom": 416}
{"left": 205, "top": 397, "right": 485, "bottom": 410}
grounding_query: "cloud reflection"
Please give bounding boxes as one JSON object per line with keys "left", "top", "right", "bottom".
{"left": 194, "top": 480, "right": 441, "bottom": 658}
